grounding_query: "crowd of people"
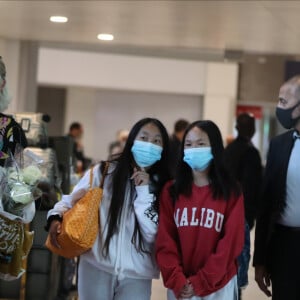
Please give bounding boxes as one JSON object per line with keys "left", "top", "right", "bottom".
{"left": 1, "top": 54, "right": 300, "bottom": 300}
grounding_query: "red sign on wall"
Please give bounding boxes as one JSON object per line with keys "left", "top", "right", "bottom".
{"left": 236, "top": 105, "right": 263, "bottom": 119}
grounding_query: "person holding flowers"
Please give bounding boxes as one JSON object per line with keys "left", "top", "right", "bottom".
{"left": 0, "top": 56, "right": 39, "bottom": 280}
{"left": 0, "top": 56, "right": 27, "bottom": 165}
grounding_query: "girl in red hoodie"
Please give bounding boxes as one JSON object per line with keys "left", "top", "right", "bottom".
{"left": 156, "top": 120, "right": 244, "bottom": 300}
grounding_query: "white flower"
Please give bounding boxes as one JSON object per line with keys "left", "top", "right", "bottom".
{"left": 10, "top": 182, "right": 32, "bottom": 204}
{"left": 22, "top": 165, "right": 42, "bottom": 186}
{"left": 7, "top": 167, "right": 24, "bottom": 182}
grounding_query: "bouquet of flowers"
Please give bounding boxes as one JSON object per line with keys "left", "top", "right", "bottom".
{"left": 0, "top": 150, "right": 43, "bottom": 218}
{"left": 0, "top": 149, "right": 43, "bottom": 280}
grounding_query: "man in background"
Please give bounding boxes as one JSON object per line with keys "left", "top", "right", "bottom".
{"left": 224, "top": 113, "right": 262, "bottom": 230}
{"left": 168, "top": 119, "right": 189, "bottom": 178}
{"left": 224, "top": 112, "right": 263, "bottom": 299}
{"left": 254, "top": 75, "right": 300, "bottom": 299}
{"left": 108, "top": 129, "right": 129, "bottom": 160}
{"left": 68, "top": 122, "right": 90, "bottom": 173}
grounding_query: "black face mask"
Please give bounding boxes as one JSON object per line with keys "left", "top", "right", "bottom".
{"left": 276, "top": 102, "right": 300, "bottom": 129}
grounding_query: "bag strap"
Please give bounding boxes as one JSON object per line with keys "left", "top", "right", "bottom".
{"left": 88, "top": 166, "right": 94, "bottom": 189}
{"left": 99, "top": 161, "right": 109, "bottom": 189}
{"left": 88, "top": 162, "right": 109, "bottom": 190}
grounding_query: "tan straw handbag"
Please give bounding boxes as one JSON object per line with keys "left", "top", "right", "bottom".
{"left": 45, "top": 162, "right": 109, "bottom": 258}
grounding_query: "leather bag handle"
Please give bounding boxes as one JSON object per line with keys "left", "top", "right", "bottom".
{"left": 88, "top": 161, "right": 109, "bottom": 190}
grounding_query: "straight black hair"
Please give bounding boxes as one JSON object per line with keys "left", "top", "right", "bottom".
{"left": 103, "top": 118, "right": 170, "bottom": 256}
{"left": 170, "top": 120, "right": 241, "bottom": 201}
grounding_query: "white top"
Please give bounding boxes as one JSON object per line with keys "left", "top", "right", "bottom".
{"left": 278, "top": 137, "right": 300, "bottom": 227}
{"left": 47, "top": 163, "right": 159, "bottom": 280}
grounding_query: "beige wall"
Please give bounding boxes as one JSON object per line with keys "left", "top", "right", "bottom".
{"left": 65, "top": 88, "right": 203, "bottom": 161}
{"left": 37, "top": 47, "right": 207, "bottom": 95}
{"left": 238, "top": 53, "right": 297, "bottom": 104}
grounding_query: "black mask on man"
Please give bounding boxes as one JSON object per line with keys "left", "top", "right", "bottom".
{"left": 276, "top": 102, "right": 300, "bottom": 129}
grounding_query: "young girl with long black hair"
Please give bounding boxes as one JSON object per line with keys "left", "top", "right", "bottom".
{"left": 47, "top": 118, "right": 170, "bottom": 300}
{"left": 156, "top": 120, "right": 244, "bottom": 300}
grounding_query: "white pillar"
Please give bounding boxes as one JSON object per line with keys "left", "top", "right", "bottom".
{"left": 203, "top": 62, "right": 239, "bottom": 141}
{"left": 17, "top": 41, "right": 39, "bottom": 112}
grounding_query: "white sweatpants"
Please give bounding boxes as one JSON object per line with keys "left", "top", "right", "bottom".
{"left": 167, "top": 275, "right": 238, "bottom": 300}
{"left": 78, "top": 258, "right": 152, "bottom": 300}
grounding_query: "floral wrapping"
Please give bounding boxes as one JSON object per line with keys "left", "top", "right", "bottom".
{"left": 0, "top": 149, "right": 43, "bottom": 280}
{"left": 0, "top": 150, "right": 42, "bottom": 217}
{"left": 0, "top": 212, "right": 34, "bottom": 280}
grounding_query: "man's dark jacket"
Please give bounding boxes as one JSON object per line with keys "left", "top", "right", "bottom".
{"left": 253, "top": 130, "right": 295, "bottom": 266}
{"left": 224, "top": 136, "right": 262, "bottom": 230}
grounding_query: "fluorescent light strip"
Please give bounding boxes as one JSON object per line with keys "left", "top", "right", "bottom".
{"left": 50, "top": 16, "right": 68, "bottom": 23}
{"left": 97, "top": 33, "right": 114, "bottom": 41}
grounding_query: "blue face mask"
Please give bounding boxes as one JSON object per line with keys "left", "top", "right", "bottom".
{"left": 131, "top": 140, "right": 163, "bottom": 168}
{"left": 183, "top": 147, "right": 213, "bottom": 171}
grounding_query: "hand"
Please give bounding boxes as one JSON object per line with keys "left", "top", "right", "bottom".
{"left": 255, "top": 265, "right": 272, "bottom": 297}
{"left": 49, "top": 220, "right": 62, "bottom": 249}
{"left": 130, "top": 167, "right": 149, "bottom": 186}
{"left": 178, "top": 281, "right": 194, "bottom": 299}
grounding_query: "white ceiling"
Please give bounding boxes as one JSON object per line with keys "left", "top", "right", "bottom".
{"left": 1, "top": 0, "right": 300, "bottom": 60}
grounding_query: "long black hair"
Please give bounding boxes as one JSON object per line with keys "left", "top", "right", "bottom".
{"left": 170, "top": 120, "right": 241, "bottom": 201}
{"left": 103, "top": 118, "right": 170, "bottom": 256}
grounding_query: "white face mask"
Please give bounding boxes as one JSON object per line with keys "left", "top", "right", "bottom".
{"left": 131, "top": 140, "right": 163, "bottom": 168}
{"left": 183, "top": 147, "right": 213, "bottom": 171}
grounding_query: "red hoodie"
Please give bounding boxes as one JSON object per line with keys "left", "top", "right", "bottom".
{"left": 155, "top": 181, "right": 244, "bottom": 298}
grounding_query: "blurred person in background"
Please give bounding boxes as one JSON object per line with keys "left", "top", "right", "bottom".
{"left": 108, "top": 129, "right": 129, "bottom": 160}
{"left": 168, "top": 119, "right": 189, "bottom": 178}
{"left": 0, "top": 56, "right": 29, "bottom": 281}
{"left": 0, "top": 56, "right": 27, "bottom": 164}
{"left": 224, "top": 113, "right": 262, "bottom": 231}
{"left": 224, "top": 112, "right": 263, "bottom": 300}
{"left": 68, "top": 122, "right": 91, "bottom": 173}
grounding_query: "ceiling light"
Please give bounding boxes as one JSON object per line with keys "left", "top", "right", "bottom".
{"left": 50, "top": 16, "right": 68, "bottom": 23}
{"left": 97, "top": 33, "right": 114, "bottom": 41}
